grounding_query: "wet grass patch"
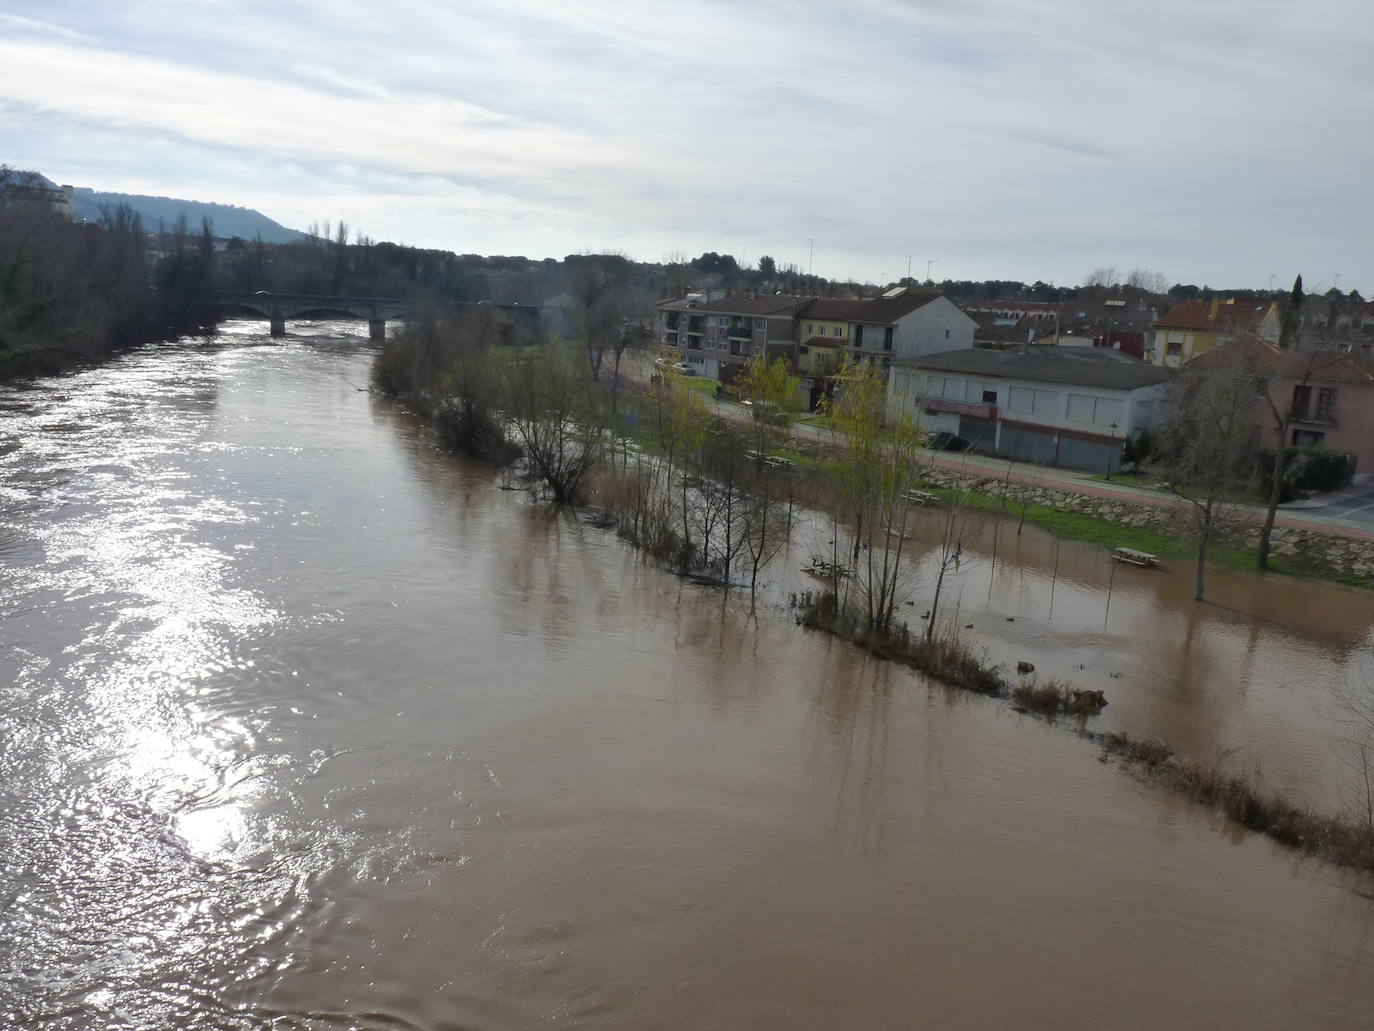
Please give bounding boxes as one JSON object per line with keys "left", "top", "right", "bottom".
{"left": 793, "top": 590, "right": 1004, "bottom": 697}
{"left": 1011, "top": 680, "right": 1108, "bottom": 717}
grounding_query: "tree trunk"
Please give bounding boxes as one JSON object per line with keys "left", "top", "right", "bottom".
{"left": 1257, "top": 431, "right": 1287, "bottom": 570}
{"left": 1194, "top": 530, "right": 1208, "bottom": 601}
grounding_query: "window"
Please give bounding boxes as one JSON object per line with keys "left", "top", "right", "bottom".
{"left": 854, "top": 325, "right": 865, "bottom": 347}
{"left": 1292, "top": 384, "right": 1311, "bottom": 418}
{"left": 1009, "top": 386, "right": 1035, "bottom": 412}
{"left": 982, "top": 390, "right": 997, "bottom": 404}
{"left": 687, "top": 337, "right": 701, "bottom": 350}
{"left": 832, "top": 326, "right": 843, "bottom": 337}
{"left": 1067, "top": 394, "right": 1095, "bottom": 423}
{"left": 754, "top": 319, "right": 765, "bottom": 330}
{"left": 1316, "top": 387, "right": 1336, "bottom": 421}
{"left": 1032, "top": 389, "right": 1059, "bottom": 416}
{"left": 1067, "top": 393, "right": 1122, "bottom": 426}
{"left": 945, "top": 329, "right": 951, "bottom": 339}
{"left": 883, "top": 326, "right": 894, "bottom": 351}
{"left": 1293, "top": 429, "right": 1326, "bottom": 447}
{"left": 1166, "top": 341, "right": 1183, "bottom": 356}
{"left": 807, "top": 323, "right": 815, "bottom": 336}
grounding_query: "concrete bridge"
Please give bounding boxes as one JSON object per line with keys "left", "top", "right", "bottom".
{"left": 215, "top": 292, "right": 545, "bottom": 340}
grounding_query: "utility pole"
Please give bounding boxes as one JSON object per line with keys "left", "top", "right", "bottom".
{"left": 807, "top": 238, "right": 814, "bottom": 277}
{"left": 1268, "top": 273, "right": 1275, "bottom": 292}
{"left": 926, "top": 258, "right": 938, "bottom": 285}
{"left": 905, "top": 254, "right": 913, "bottom": 282}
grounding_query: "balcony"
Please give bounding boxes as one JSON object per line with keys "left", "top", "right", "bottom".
{"left": 726, "top": 324, "right": 752, "bottom": 339}
{"left": 1291, "top": 408, "right": 1337, "bottom": 427}
{"left": 923, "top": 398, "right": 997, "bottom": 420}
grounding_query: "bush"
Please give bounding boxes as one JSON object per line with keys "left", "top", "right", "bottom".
{"left": 1257, "top": 446, "right": 1354, "bottom": 500}
{"left": 1291, "top": 448, "right": 1353, "bottom": 492}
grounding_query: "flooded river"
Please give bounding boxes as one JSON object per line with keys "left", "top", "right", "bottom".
{"left": 3, "top": 326, "right": 1374, "bottom": 1029}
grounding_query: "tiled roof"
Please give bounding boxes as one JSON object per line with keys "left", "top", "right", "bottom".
{"left": 798, "top": 298, "right": 862, "bottom": 321}
{"left": 694, "top": 294, "right": 811, "bottom": 317}
{"left": 848, "top": 288, "right": 946, "bottom": 324}
{"left": 1154, "top": 299, "right": 1274, "bottom": 331}
{"left": 901, "top": 346, "right": 1174, "bottom": 391}
{"left": 1191, "top": 335, "right": 1374, "bottom": 384}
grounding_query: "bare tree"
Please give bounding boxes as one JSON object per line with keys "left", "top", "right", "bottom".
{"left": 1250, "top": 340, "right": 1346, "bottom": 570}
{"left": 566, "top": 253, "right": 635, "bottom": 383}
{"left": 1148, "top": 350, "right": 1261, "bottom": 600}
{"left": 1126, "top": 268, "right": 1170, "bottom": 295}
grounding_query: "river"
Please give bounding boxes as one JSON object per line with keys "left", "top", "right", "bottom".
{"left": 3, "top": 325, "right": 1374, "bottom": 1029}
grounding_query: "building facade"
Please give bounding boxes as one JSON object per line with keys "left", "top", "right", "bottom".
{"left": 889, "top": 347, "right": 1173, "bottom": 473}
{"left": 1149, "top": 298, "right": 1280, "bottom": 366}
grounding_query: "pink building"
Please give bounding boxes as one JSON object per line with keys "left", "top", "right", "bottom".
{"left": 1199, "top": 337, "right": 1374, "bottom": 480}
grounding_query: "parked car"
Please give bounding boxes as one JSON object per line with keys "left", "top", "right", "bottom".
{"left": 929, "top": 431, "right": 969, "bottom": 452}
{"left": 653, "top": 357, "right": 670, "bottom": 369}
{"left": 671, "top": 362, "right": 696, "bottom": 376}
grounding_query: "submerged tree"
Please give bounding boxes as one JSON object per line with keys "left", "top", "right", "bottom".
{"left": 499, "top": 345, "right": 609, "bottom": 503}
{"left": 734, "top": 355, "right": 801, "bottom": 596}
{"left": 826, "top": 356, "right": 927, "bottom": 631}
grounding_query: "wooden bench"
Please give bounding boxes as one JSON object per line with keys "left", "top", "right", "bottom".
{"left": 903, "top": 489, "right": 940, "bottom": 506}
{"left": 1111, "top": 547, "right": 1160, "bottom": 568}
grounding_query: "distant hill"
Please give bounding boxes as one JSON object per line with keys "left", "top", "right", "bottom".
{"left": 72, "top": 188, "right": 307, "bottom": 244}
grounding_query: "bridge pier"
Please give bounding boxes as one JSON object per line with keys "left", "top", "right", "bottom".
{"left": 368, "top": 317, "right": 386, "bottom": 341}
{"left": 269, "top": 308, "right": 286, "bottom": 338}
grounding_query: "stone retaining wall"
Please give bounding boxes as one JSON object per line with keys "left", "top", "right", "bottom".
{"left": 921, "top": 468, "right": 1374, "bottom": 581}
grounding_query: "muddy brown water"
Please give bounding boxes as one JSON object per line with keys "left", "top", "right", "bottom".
{"left": 3, "top": 324, "right": 1374, "bottom": 1029}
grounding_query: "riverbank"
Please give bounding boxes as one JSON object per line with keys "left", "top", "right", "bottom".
{"left": 908, "top": 466, "right": 1374, "bottom": 588}
{"left": 376, "top": 348, "right": 1374, "bottom": 876}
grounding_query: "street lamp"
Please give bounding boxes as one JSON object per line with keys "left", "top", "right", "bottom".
{"left": 1105, "top": 422, "right": 1119, "bottom": 480}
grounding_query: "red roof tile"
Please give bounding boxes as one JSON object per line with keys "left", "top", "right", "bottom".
{"left": 1154, "top": 299, "right": 1275, "bottom": 331}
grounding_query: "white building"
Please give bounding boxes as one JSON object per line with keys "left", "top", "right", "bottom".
{"left": 845, "top": 287, "right": 977, "bottom": 366}
{"left": 888, "top": 346, "right": 1173, "bottom": 473}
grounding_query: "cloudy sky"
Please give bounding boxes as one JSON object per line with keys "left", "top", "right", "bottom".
{"left": 2, "top": 0, "right": 1370, "bottom": 289}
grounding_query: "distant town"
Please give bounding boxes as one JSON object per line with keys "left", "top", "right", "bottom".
{"left": 7, "top": 165, "right": 1374, "bottom": 489}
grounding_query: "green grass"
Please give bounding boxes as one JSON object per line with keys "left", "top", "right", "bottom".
{"left": 675, "top": 375, "right": 720, "bottom": 398}
{"left": 797, "top": 413, "right": 837, "bottom": 433}
{"left": 916, "top": 479, "right": 1374, "bottom": 589}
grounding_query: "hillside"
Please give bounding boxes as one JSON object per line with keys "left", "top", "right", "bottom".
{"left": 72, "top": 188, "right": 306, "bottom": 243}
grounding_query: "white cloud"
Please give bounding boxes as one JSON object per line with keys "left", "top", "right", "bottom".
{"left": 0, "top": 0, "right": 1371, "bottom": 286}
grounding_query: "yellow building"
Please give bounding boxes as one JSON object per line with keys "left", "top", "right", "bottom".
{"left": 1149, "top": 297, "right": 1280, "bottom": 367}
{"left": 795, "top": 299, "right": 855, "bottom": 375}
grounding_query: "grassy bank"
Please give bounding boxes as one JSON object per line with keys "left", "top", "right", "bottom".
{"left": 913, "top": 478, "right": 1374, "bottom": 589}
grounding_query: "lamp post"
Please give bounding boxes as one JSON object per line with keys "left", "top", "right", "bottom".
{"left": 1105, "top": 421, "right": 1119, "bottom": 480}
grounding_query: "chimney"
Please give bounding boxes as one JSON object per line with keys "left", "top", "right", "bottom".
{"left": 1209, "top": 296, "right": 1220, "bottom": 319}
